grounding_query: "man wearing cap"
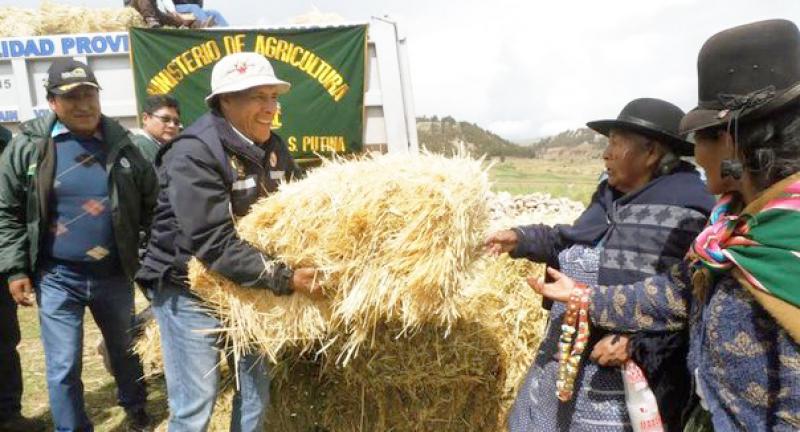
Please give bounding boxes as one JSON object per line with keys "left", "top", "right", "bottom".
{"left": 136, "top": 52, "right": 316, "bottom": 431}
{"left": 0, "top": 59, "right": 158, "bottom": 431}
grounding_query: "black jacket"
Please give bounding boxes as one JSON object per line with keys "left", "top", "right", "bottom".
{"left": 0, "top": 125, "right": 11, "bottom": 151}
{"left": 136, "top": 111, "right": 302, "bottom": 295}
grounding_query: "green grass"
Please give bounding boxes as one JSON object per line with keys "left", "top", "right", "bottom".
{"left": 488, "top": 157, "right": 604, "bottom": 205}
{"left": 14, "top": 157, "right": 601, "bottom": 430}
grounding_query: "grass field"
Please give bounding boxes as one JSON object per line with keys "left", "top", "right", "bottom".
{"left": 13, "top": 157, "right": 601, "bottom": 430}
{"left": 488, "top": 158, "right": 604, "bottom": 205}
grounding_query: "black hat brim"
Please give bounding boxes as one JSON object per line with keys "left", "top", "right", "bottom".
{"left": 48, "top": 81, "right": 100, "bottom": 95}
{"left": 586, "top": 118, "right": 693, "bottom": 156}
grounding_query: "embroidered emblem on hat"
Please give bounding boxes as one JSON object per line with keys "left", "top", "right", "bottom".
{"left": 120, "top": 157, "right": 131, "bottom": 169}
{"left": 269, "top": 151, "right": 278, "bottom": 168}
{"left": 62, "top": 68, "right": 87, "bottom": 79}
{"left": 233, "top": 61, "right": 249, "bottom": 74}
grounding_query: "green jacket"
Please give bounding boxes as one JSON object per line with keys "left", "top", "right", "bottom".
{"left": 0, "top": 113, "right": 159, "bottom": 282}
{"left": 129, "top": 130, "right": 161, "bottom": 164}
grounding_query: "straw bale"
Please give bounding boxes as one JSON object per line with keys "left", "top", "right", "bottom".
{"left": 462, "top": 254, "right": 547, "bottom": 427}
{"left": 258, "top": 190, "right": 582, "bottom": 431}
{"left": 259, "top": 257, "right": 548, "bottom": 431}
{"left": 189, "top": 152, "right": 491, "bottom": 364}
{"left": 264, "top": 318, "right": 504, "bottom": 432}
{"left": 0, "top": 2, "right": 144, "bottom": 38}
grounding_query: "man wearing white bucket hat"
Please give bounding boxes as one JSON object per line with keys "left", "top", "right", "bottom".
{"left": 137, "top": 52, "right": 318, "bottom": 431}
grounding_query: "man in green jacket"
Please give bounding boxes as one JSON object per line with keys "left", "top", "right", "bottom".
{"left": 130, "top": 94, "right": 182, "bottom": 163}
{"left": 0, "top": 59, "right": 158, "bottom": 432}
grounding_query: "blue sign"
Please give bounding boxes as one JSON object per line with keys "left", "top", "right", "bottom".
{"left": 0, "top": 33, "right": 129, "bottom": 59}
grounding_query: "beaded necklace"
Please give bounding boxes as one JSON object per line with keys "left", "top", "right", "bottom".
{"left": 556, "top": 283, "right": 591, "bottom": 402}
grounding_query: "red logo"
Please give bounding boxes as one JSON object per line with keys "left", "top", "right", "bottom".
{"left": 234, "top": 62, "right": 249, "bottom": 74}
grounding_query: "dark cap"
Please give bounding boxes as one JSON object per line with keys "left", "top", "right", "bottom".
{"left": 45, "top": 58, "right": 100, "bottom": 95}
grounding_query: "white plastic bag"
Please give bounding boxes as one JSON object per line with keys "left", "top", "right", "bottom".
{"left": 622, "top": 359, "right": 665, "bottom": 432}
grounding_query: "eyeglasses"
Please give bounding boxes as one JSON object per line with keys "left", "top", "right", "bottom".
{"left": 150, "top": 114, "right": 181, "bottom": 127}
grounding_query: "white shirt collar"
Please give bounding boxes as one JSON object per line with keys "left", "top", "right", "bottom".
{"left": 228, "top": 123, "right": 254, "bottom": 146}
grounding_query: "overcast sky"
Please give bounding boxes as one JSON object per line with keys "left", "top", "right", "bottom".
{"left": 4, "top": 0, "right": 799, "bottom": 141}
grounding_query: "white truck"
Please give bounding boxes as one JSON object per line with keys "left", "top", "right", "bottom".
{"left": 0, "top": 16, "right": 419, "bottom": 154}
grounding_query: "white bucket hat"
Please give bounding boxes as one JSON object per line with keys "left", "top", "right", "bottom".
{"left": 205, "top": 52, "right": 291, "bottom": 105}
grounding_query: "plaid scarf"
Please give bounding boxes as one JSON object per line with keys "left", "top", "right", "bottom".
{"left": 689, "top": 172, "right": 800, "bottom": 342}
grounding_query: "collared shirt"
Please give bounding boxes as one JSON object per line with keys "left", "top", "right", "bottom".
{"left": 229, "top": 123, "right": 256, "bottom": 146}
{"left": 143, "top": 129, "right": 160, "bottom": 145}
{"left": 51, "top": 120, "right": 103, "bottom": 140}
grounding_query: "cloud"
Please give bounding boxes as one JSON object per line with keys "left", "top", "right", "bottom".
{"left": 399, "top": 0, "right": 800, "bottom": 139}
{"left": 486, "top": 119, "right": 533, "bottom": 141}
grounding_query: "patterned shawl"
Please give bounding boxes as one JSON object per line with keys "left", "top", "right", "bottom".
{"left": 689, "top": 172, "right": 800, "bottom": 343}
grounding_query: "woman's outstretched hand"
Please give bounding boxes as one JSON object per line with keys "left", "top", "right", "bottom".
{"left": 527, "top": 267, "right": 577, "bottom": 303}
{"left": 484, "top": 229, "right": 519, "bottom": 256}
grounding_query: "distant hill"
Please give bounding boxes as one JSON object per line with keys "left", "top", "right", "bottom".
{"left": 416, "top": 116, "right": 535, "bottom": 158}
{"left": 415, "top": 117, "right": 607, "bottom": 161}
{"left": 528, "top": 128, "right": 607, "bottom": 160}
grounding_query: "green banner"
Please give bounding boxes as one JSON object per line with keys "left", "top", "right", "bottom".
{"left": 130, "top": 26, "right": 367, "bottom": 157}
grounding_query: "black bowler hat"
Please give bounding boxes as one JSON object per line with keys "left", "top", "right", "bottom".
{"left": 680, "top": 19, "right": 800, "bottom": 134}
{"left": 45, "top": 58, "right": 100, "bottom": 95}
{"left": 587, "top": 98, "right": 692, "bottom": 156}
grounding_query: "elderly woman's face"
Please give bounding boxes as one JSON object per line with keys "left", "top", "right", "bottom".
{"left": 220, "top": 85, "right": 280, "bottom": 143}
{"left": 603, "top": 129, "right": 659, "bottom": 193}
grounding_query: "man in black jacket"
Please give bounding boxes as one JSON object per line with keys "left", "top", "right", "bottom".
{"left": 136, "top": 52, "right": 318, "bottom": 431}
{"left": 0, "top": 125, "right": 46, "bottom": 432}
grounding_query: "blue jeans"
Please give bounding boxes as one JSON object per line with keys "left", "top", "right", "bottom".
{"left": 151, "top": 283, "right": 269, "bottom": 432}
{"left": 35, "top": 260, "right": 146, "bottom": 432}
{"left": 175, "top": 4, "right": 229, "bottom": 26}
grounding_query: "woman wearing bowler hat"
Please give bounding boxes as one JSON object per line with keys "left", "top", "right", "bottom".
{"left": 487, "top": 97, "right": 714, "bottom": 431}
{"left": 532, "top": 19, "right": 800, "bottom": 431}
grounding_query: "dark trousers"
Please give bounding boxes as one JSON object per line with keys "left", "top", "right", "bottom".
{"left": 0, "top": 279, "right": 23, "bottom": 419}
